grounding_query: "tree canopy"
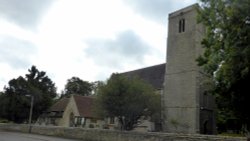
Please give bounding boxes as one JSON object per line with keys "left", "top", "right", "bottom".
{"left": 95, "top": 73, "right": 161, "bottom": 130}
{"left": 62, "top": 77, "right": 93, "bottom": 97}
{"left": 197, "top": 0, "right": 250, "bottom": 131}
{"left": 0, "top": 66, "right": 57, "bottom": 123}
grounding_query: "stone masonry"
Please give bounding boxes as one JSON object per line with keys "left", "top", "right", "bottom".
{"left": 0, "top": 124, "right": 246, "bottom": 141}
{"left": 163, "top": 4, "right": 209, "bottom": 134}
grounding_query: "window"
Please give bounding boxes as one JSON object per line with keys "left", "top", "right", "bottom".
{"left": 179, "top": 19, "right": 185, "bottom": 33}
{"left": 75, "top": 117, "right": 82, "bottom": 125}
{"left": 69, "top": 113, "right": 74, "bottom": 127}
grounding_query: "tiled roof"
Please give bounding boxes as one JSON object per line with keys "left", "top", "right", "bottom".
{"left": 120, "top": 63, "right": 166, "bottom": 90}
{"left": 73, "top": 95, "right": 96, "bottom": 118}
{"left": 48, "top": 95, "right": 97, "bottom": 118}
{"left": 49, "top": 97, "right": 69, "bottom": 112}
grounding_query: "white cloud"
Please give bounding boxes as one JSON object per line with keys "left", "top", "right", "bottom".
{"left": 0, "top": 0, "right": 197, "bottom": 92}
{"left": 0, "top": 63, "right": 27, "bottom": 90}
{"left": 123, "top": 0, "right": 198, "bottom": 23}
{"left": 0, "top": 0, "right": 55, "bottom": 29}
{"left": 85, "top": 30, "right": 153, "bottom": 68}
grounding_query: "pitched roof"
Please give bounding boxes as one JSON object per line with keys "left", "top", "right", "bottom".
{"left": 120, "top": 63, "right": 166, "bottom": 90}
{"left": 73, "top": 95, "right": 96, "bottom": 118}
{"left": 48, "top": 95, "right": 97, "bottom": 118}
{"left": 49, "top": 97, "right": 69, "bottom": 112}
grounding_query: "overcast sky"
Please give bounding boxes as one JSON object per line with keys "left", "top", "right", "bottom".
{"left": 0, "top": 0, "right": 197, "bottom": 92}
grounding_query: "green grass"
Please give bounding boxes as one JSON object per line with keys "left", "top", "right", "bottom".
{"left": 219, "top": 133, "right": 245, "bottom": 137}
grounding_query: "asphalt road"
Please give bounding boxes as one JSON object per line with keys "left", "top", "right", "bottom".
{"left": 0, "top": 131, "right": 82, "bottom": 141}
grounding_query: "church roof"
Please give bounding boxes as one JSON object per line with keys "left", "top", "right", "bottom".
{"left": 73, "top": 95, "right": 95, "bottom": 118}
{"left": 47, "top": 63, "right": 166, "bottom": 118}
{"left": 49, "top": 97, "right": 69, "bottom": 112}
{"left": 47, "top": 95, "right": 97, "bottom": 118}
{"left": 120, "top": 63, "right": 166, "bottom": 90}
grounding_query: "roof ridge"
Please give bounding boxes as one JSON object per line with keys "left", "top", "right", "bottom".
{"left": 120, "top": 63, "right": 166, "bottom": 74}
{"left": 49, "top": 97, "right": 70, "bottom": 112}
{"left": 119, "top": 63, "right": 166, "bottom": 90}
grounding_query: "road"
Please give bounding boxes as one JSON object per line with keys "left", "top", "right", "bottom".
{"left": 0, "top": 131, "right": 82, "bottom": 141}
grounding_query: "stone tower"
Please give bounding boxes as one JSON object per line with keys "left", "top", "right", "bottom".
{"left": 163, "top": 4, "right": 208, "bottom": 134}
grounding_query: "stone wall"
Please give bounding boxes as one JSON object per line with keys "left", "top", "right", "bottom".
{"left": 163, "top": 3, "right": 217, "bottom": 134}
{"left": 0, "top": 124, "right": 246, "bottom": 141}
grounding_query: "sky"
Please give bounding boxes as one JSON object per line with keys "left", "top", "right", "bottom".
{"left": 0, "top": 0, "right": 197, "bottom": 93}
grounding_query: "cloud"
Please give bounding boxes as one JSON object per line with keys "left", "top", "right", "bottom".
{"left": 123, "top": 0, "right": 197, "bottom": 23}
{"left": 85, "top": 30, "right": 153, "bottom": 69}
{"left": 0, "top": 36, "right": 36, "bottom": 69}
{"left": 0, "top": 0, "right": 55, "bottom": 29}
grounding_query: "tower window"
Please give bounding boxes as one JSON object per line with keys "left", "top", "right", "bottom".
{"left": 179, "top": 19, "right": 185, "bottom": 33}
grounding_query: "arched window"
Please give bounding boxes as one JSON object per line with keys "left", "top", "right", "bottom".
{"left": 179, "top": 18, "right": 185, "bottom": 33}
{"left": 69, "top": 112, "right": 74, "bottom": 127}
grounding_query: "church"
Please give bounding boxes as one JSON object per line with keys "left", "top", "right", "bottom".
{"left": 122, "top": 3, "right": 217, "bottom": 134}
{"left": 40, "top": 4, "right": 217, "bottom": 134}
{"left": 163, "top": 4, "right": 216, "bottom": 134}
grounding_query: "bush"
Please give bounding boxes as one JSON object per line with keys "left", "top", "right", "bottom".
{"left": 0, "top": 118, "right": 10, "bottom": 123}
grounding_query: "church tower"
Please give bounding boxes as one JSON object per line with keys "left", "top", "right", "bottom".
{"left": 163, "top": 4, "right": 207, "bottom": 134}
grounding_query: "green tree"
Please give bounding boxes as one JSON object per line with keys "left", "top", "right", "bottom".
{"left": 2, "top": 66, "right": 57, "bottom": 123}
{"left": 96, "top": 73, "right": 160, "bottom": 130}
{"left": 62, "top": 77, "right": 93, "bottom": 97}
{"left": 197, "top": 0, "right": 250, "bottom": 131}
{"left": 92, "top": 81, "right": 105, "bottom": 95}
{"left": 0, "top": 91, "right": 7, "bottom": 120}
